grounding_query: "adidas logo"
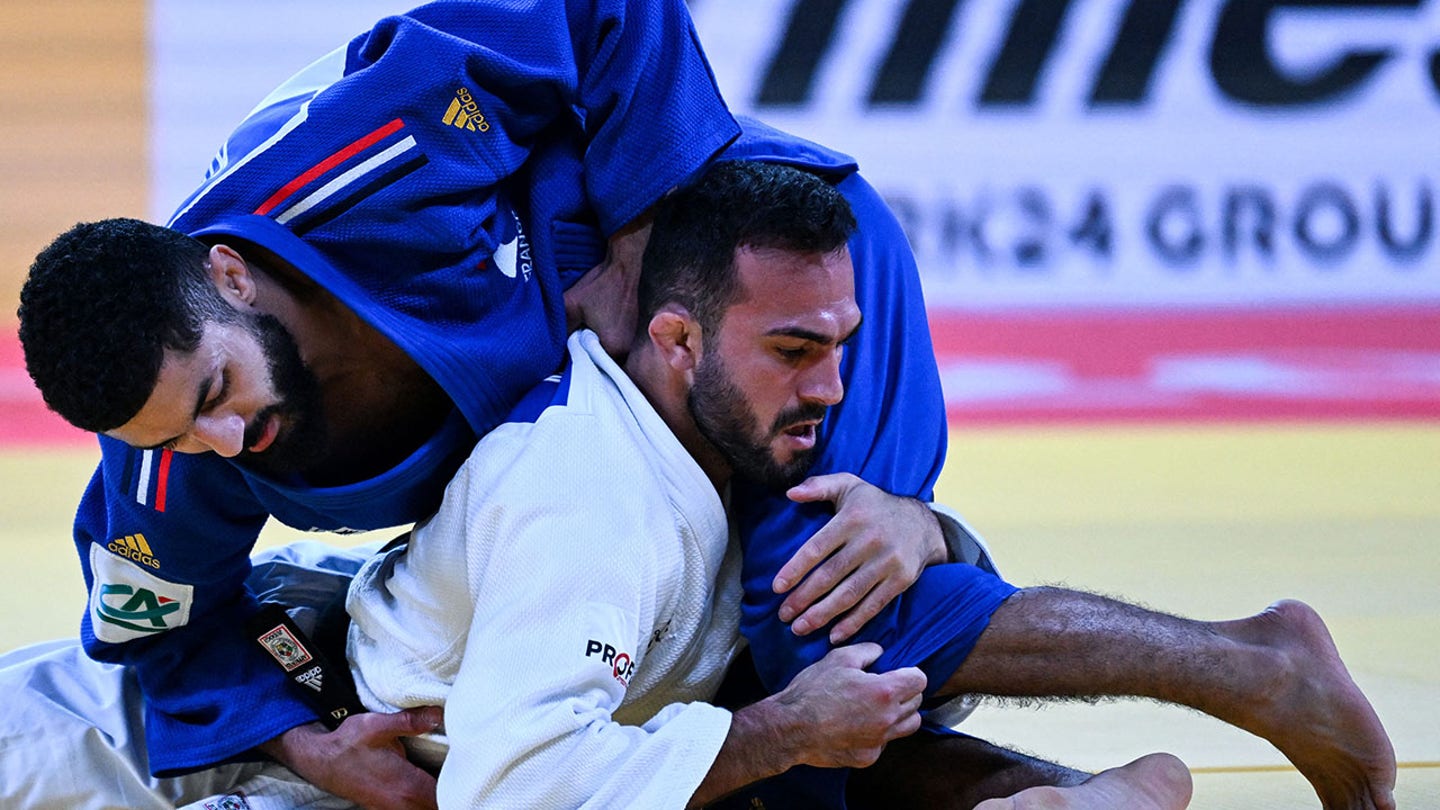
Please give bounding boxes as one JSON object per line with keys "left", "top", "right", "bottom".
{"left": 107, "top": 533, "right": 160, "bottom": 569}
{"left": 296, "top": 665, "right": 325, "bottom": 692}
{"left": 443, "top": 87, "right": 490, "bottom": 132}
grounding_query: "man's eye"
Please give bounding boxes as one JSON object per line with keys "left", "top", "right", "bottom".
{"left": 202, "top": 370, "right": 230, "bottom": 412}
{"left": 777, "top": 347, "right": 807, "bottom": 360}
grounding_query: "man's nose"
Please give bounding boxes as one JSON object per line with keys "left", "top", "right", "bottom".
{"left": 801, "top": 350, "right": 845, "bottom": 407}
{"left": 188, "top": 412, "right": 247, "bottom": 457}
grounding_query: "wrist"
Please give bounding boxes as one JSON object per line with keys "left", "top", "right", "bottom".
{"left": 730, "top": 695, "right": 808, "bottom": 776}
{"left": 257, "top": 721, "right": 327, "bottom": 772}
{"left": 918, "top": 501, "right": 950, "bottom": 566}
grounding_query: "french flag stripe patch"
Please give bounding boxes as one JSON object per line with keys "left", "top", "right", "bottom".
{"left": 135, "top": 450, "right": 152, "bottom": 507}
{"left": 276, "top": 135, "right": 419, "bottom": 226}
{"left": 134, "top": 449, "right": 174, "bottom": 513}
{"left": 253, "top": 117, "right": 408, "bottom": 217}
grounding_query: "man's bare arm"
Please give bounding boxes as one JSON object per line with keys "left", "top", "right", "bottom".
{"left": 564, "top": 215, "right": 655, "bottom": 358}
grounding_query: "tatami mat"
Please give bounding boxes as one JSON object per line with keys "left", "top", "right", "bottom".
{"left": 3, "top": 422, "right": 1436, "bottom": 808}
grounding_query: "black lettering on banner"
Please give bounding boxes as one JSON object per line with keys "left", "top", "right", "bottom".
{"left": 979, "top": 0, "right": 1076, "bottom": 106}
{"left": 1431, "top": 49, "right": 1440, "bottom": 96}
{"left": 755, "top": 0, "right": 850, "bottom": 106}
{"left": 1014, "top": 187, "right": 1052, "bottom": 268}
{"left": 941, "top": 195, "right": 994, "bottom": 268}
{"left": 1377, "top": 180, "right": 1433, "bottom": 262}
{"left": 1210, "top": 0, "right": 1423, "bottom": 107}
{"left": 887, "top": 179, "right": 1432, "bottom": 282}
{"left": 869, "top": 0, "right": 966, "bottom": 105}
{"left": 1294, "top": 181, "right": 1361, "bottom": 265}
{"left": 1147, "top": 185, "right": 1206, "bottom": 267}
{"left": 1088, "top": 0, "right": 1185, "bottom": 106}
{"left": 1068, "top": 191, "right": 1115, "bottom": 260}
{"left": 1223, "top": 185, "right": 1278, "bottom": 265}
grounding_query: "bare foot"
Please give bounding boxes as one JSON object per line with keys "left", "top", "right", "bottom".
{"left": 1222, "top": 600, "right": 1396, "bottom": 810}
{"left": 973, "top": 753, "right": 1192, "bottom": 809}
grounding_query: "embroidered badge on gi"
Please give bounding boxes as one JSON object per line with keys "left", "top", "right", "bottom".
{"left": 88, "top": 544, "right": 193, "bottom": 644}
{"left": 256, "top": 623, "right": 314, "bottom": 672}
{"left": 106, "top": 532, "right": 160, "bottom": 569}
{"left": 490, "top": 209, "right": 532, "bottom": 282}
{"left": 443, "top": 87, "right": 490, "bottom": 132}
{"left": 202, "top": 792, "right": 251, "bottom": 810}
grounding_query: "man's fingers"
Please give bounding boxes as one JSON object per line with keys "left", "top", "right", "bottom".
{"left": 827, "top": 576, "right": 907, "bottom": 643}
{"left": 881, "top": 666, "right": 928, "bottom": 702}
{"left": 774, "top": 523, "right": 844, "bottom": 597}
{"left": 891, "top": 710, "right": 924, "bottom": 740}
{"left": 785, "top": 472, "right": 859, "bottom": 505}
{"left": 789, "top": 565, "right": 874, "bottom": 636}
{"left": 779, "top": 541, "right": 859, "bottom": 623}
{"left": 353, "top": 706, "right": 443, "bottom": 740}
{"left": 824, "top": 641, "right": 884, "bottom": 671}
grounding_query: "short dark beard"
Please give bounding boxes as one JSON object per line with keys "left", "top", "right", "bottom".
{"left": 688, "top": 351, "right": 822, "bottom": 491}
{"left": 232, "top": 313, "right": 327, "bottom": 479}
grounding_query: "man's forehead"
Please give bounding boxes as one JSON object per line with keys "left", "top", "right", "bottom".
{"left": 729, "top": 246, "right": 858, "bottom": 330}
{"left": 104, "top": 352, "right": 205, "bottom": 445}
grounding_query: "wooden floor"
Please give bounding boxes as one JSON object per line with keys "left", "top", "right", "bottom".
{"left": 2, "top": 424, "right": 1436, "bottom": 808}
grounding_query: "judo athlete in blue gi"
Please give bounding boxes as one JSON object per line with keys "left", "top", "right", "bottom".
{"left": 13, "top": 1, "right": 1000, "bottom": 806}
{"left": 12, "top": 2, "right": 1396, "bottom": 809}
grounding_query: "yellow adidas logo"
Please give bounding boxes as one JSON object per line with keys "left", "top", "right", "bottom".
{"left": 443, "top": 87, "right": 490, "bottom": 132}
{"left": 107, "top": 533, "right": 160, "bottom": 570}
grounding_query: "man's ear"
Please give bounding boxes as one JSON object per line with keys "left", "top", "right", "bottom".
{"left": 207, "top": 244, "right": 258, "bottom": 309}
{"left": 646, "top": 305, "right": 704, "bottom": 375}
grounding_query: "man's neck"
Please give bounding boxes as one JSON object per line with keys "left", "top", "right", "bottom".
{"left": 624, "top": 346, "right": 731, "bottom": 494}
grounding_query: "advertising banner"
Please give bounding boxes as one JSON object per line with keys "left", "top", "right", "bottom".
{"left": 145, "top": 0, "right": 1440, "bottom": 423}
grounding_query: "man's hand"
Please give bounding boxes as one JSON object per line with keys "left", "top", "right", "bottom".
{"left": 775, "top": 473, "right": 949, "bottom": 643}
{"left": 771, "top": 643, "right": 927, "bottom": 769}
{"left": 258, "top": 708, "right": 443, "bottom": 810}
{"left": 688, "top": 644, "right": 924, "bottom": 807}
{"left": 563, "top": 216, "right": 654, "bottom": 358}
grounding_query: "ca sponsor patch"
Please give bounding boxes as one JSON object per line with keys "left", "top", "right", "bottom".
{"left": 88, "top": 544, "right": 193, "bottom": 644}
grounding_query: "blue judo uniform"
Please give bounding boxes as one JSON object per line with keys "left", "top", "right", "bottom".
{"left": 64, "top": 0, "right": 1016, "bottom": 797}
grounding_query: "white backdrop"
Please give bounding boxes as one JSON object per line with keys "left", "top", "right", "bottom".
{"left": 151, "top": 0, "right": 1440, "bottom": 311}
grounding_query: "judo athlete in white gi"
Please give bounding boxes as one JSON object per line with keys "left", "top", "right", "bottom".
{"left": 344, "top": 162, "right": 1197, "bottom": 809}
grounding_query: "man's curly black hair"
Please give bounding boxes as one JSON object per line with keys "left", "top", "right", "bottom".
{"left": 18, "top": 218, "right": 232, "bottom": 432}
{"left": 638, "top": 160, "right": 857, "bottom": 338}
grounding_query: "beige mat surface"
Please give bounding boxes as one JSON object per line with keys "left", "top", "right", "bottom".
{"left": 2, "top": 423, "right": 1436, "bottom": 808}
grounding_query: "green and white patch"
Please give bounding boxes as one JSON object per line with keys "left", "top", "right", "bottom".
{"left": 89, "top": 543, "right": 193, "bottom": 644}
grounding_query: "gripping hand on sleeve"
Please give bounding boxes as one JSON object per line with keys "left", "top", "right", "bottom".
{"left": 774, "top": 473, "right": 949, "bottom": 643}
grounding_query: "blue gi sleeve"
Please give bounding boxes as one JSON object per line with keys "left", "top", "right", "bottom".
{"left": 74, "top": 437, "right": 306, "bottom": 776}
{"left": 366, "top": 0, "right": 738, "bottom": 234}
{"left": 731, "top": 173, "right": 1017, "bottom": 694}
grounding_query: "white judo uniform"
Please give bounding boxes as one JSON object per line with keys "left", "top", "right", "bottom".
{"left": 347, "top": 330, "right": 746, "bottom": 808}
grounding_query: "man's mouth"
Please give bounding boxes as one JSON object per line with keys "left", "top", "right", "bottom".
{"left": 779, "top": 420, "right": 820, "bottom": 449}
{"left": 246, "top": 412, "right": 281, "bottom": 454}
